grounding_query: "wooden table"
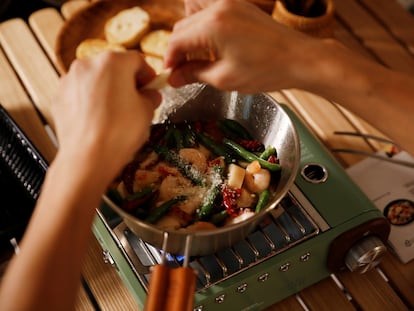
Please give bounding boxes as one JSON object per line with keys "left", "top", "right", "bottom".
{"left": 0, "top": 0, "right": 413, "bottom": 310}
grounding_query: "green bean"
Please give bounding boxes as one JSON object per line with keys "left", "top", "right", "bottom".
{"left": 145, "top": 195, "right": 187, "bottom": 224}
{"left": 122, "top": 187, "right": 154, "bottom": 212}
{"left": 197, "top": 166, "right": 224, "bottom": 220}
{"left": 164, "top": 126, "right": 175, "bottom": 148}
{"left": 125, "top": 187, "right": 154, "bottom": 202}
{"left": 255, "top": 189, "right": 270, "bottom": 213}
{"left": 210, "top": 210, "right": 228, "bottom": 226}
{"left": 194, "top": 131, "right": 231, "bottom": 162}
{"left": 219, "top": 119, "right": 253, "bottom": 140}
{"left": 172, "top": 128, "right": 184, "bottom": 150}
{"left": 183, "top": 129, "right": 196, "bottom": 148}
{"left": 259, "top": 146, "right": 277, "bottom": 160}
{"left": 223, "top": 139, "right": 281, "bottom": 171}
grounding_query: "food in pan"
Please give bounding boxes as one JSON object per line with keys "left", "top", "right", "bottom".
{"left": 384, "top": 199, "right": 414, "bottom": 226}
{"left": 108, "top": 119, "right": 282, "bottom": 231}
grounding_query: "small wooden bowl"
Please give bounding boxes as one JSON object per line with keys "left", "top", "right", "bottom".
{"left": 272, "top": 0, "right": 335, "bottom": 38}
{"left": 55, "top": 0, "right": 185, "bottom": 73}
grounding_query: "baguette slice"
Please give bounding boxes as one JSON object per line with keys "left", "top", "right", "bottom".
{"left": 105, "top": 6, "right": 151, "bottom": 48}
{"left": 140, "top": 29, "right": 171, "bottom": 58}
{"left": 144, "top": 54, "right": 164, "bottom": 74}
{"left": 75, "top": 38, "right": 126, "bottom": 60}
{"left": 142, "top": 68, "right": 172, "bottom": 90}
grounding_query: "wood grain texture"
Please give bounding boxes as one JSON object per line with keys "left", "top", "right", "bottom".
{"left": 81, "top": 237, "right": 139, "bottom": 311}
{"left": 379, "top": 252, "right": 414, "bottom": 307}
{"left": 0, "top": 42, "right": 56, "bottom": 162}
{"left": 299, "top": 277, "right": 355, "bottom": 310}
{"left": 333, "top": 0, "right": 414, "bottom": 74}
{"left": 336, "top": 268, "right": 409, "bottom": 310}
{"left": 60, "top": 0, "right": 90, "bottom": 20}
{"left": 359, "top": 0, "right": 414, "bottom": 55}
{"left": 29, "top": 8, "right": 65, "bottom": 72}
{"left": 0, "top": 18, "right": 59, "bottom": 127}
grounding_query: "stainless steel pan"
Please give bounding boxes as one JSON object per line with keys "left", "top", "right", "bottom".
{"left": 103, "top": 84, "right": 300, "bottom": 256}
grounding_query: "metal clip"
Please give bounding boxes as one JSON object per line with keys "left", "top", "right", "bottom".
{"left": 332, "top": 131, "right": 414, "bottom": 168}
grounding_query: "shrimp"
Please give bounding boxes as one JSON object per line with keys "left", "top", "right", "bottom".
{"left": 158, "top": 175, "right": 192, "bottom": 201}
{"left": 178, "top": 188, "right": 207, "bottom": 214}
{"left": 244, "top": 160, "right": 271, "bottom": 193}
{"left": 158, "top": 175, "right": 207, "bottom": 213}
{"left": 132, "top": 169, "right": 161, "bottom": 193}
{"left": 179, "top": 148, "right": 208, "bottom": 173}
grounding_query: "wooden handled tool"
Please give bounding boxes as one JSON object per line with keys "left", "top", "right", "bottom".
{"left": 144, "top": 234, "right": 196, "bottom": 311}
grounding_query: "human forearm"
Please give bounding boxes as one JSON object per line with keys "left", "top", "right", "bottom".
{"left": 295, "top": 40, "right": 414, "bottom": 154}
{"left": 0, "top": 152, "right": 109, "bottom": 311}
{"left": 0, "top": 51, "right": 159, "bottom": 311}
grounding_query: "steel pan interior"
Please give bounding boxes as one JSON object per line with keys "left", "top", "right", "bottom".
{"left": 104, "top": 84, "right": 300, "bottom": 256}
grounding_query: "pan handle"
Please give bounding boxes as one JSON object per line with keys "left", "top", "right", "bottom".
{"left": 144, "top": 234, "right": 196, "bottom": 311}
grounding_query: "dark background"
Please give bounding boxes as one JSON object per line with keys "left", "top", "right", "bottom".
{"left": 0, "top": 0, "right": 58, "bottom": 22}
{"left": 1, "top": 0, "right": 413, "bottom": 22}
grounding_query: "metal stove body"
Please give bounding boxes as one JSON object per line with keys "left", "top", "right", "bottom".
{"left": 92, "top": 105, "right": 390, "bottom": 311}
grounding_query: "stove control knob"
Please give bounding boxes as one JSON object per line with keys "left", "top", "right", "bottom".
{"left": 345, "top": 236, "right": 387, "bottom": 273}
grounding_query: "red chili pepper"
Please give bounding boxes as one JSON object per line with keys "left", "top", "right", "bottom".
{"left": 237, "top": 140, "right": 265, "bottom": 152}
{"left": 267, "top": 155, "right": 279, "bottom": 164}
{"left": 209, "top": 156, "right": 225, "bottom": 168}
{"left": 222, "top": 185, "right": 242, "bottom": 217}
{"left": 121, "top": 160, "right": 140, "bottom": 193}
{"left": 193, "top": 120, "right": 204, "bottom": 133}
{"left": 150, "top": 124, "right": 166, "bottom": 143}
{"left": 122, "top": 196, "right": 149, "bottom": 212}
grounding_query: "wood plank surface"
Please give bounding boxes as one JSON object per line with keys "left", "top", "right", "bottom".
{"left": 81, "top": 237, "right": 139, "bottom": 311}
{"left": 334, "top": 0, "right": 414, "bottom": 74}
{"left": 0, "top": 18, "right": 59, "bottom": 127}
{"left": 28, "top": 8, "right": 65, "bottom": 69}
{"left": 298, "top": 277, "right": 355, "bottom": 310}
{"left": 379, "top": 252, "right": 414, "bottom": 307}
{"left": 265, "top": 295, "right": 305, "bottom": 311}
{"left": 359, "top": 0, "right": 414, "bottom": 54}
{"left": 0, "top": 48, "right": 56, "bottom": 162}
{"left": 60, "top": 0, "right": 89, "bottom": 19}
{"left": 336, "top": 268, "right": 409, "bottom": 310}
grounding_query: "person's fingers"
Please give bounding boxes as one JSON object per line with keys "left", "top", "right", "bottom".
{"left": 140, "top": 89, "right": 162, "bottom": 109}
{"left": 135, "top": 57, "right": 158, "bottom": 88}
{"left": 184, "top": 0, "right": 217, "bottom": 15}
{"left": 167, "top": 61, "right": 209, "bottom": 86}
{"left": 168, "top": 59, "right": 234, "bottom": 89}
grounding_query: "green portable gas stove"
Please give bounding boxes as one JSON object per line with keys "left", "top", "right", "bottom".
{"left": 92, "top": 104, "right": 390, "bottom": 311}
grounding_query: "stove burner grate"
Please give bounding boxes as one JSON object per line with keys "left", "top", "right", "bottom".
{"left": 115, "top": 192, "right": 319, "bottom": 292}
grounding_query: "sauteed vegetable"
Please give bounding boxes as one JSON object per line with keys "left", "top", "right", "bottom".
{"left": 108, "top": 119, "right": 282, "bottom": 231}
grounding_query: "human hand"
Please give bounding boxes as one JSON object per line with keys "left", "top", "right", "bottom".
{"left": 52, "top": 51, "right": 161, "bottom": 181}
{"left": 165, "top": 0, "right": 318, "bottom": 93}
{"left": 183, "top": 0, "right": 217, "bottom": 15}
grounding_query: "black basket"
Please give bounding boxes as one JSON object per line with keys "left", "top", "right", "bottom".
{"left": 0, "top": 104, "right": 48, "bottom": 248}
